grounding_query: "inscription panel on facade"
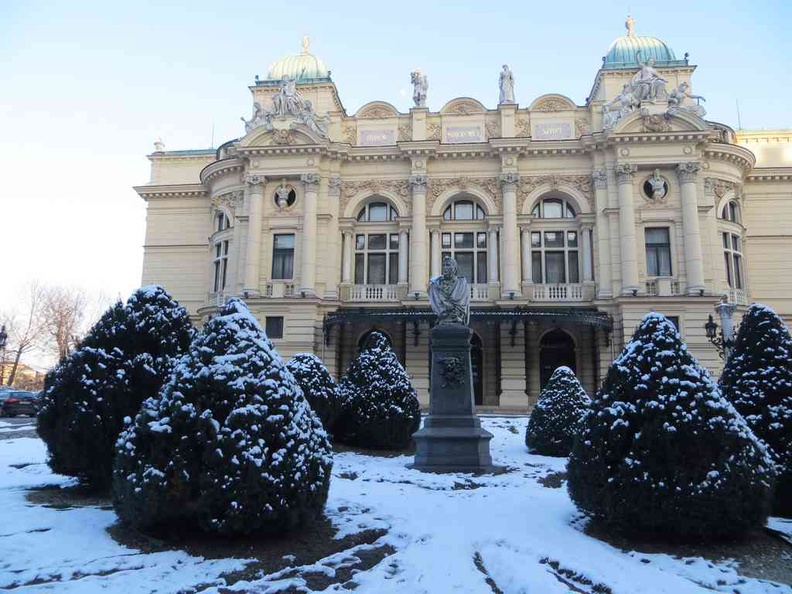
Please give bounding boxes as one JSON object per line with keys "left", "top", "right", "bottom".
{"left": 444, "top": 125, "right": 484, "bottom": 144}
{"left": 358, "top": 129, "right": 397, "bottom": 146}
{"left": 533, "top": 122, "right": 573, "bottom": 140}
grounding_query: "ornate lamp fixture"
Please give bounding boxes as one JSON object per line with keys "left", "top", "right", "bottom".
{"left": 0, "top": 325, "right": 7, "bottom": 386}
{"left": 704, "top": 296, "right": 737, "bottom": 361}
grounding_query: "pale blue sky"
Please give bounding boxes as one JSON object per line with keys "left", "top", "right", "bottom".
{"left": 1, "top": 0, "right": 790, "bottom": 320}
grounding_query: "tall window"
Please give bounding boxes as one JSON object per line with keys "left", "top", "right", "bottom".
{"left": 215, "top": 212, "right": 231, "bottom": 232}
{"left": 357, "top": 202, "right": 398, "bottom": 222}
{"left": 645, "top": 228, "right": 672, "bottom": 277}
{"left": 531, "top": 198, "right": 576, "bottom": 219}
{"left": 272, "top": 234, "right": 295, "bottom": 279}
{"left": 720, "top": 200, "right": 741, "bottom": 224}
{"left": 354, "top": 233, "right": 399, "bottom": 284}
{"left": 723, "top": 232, "right": 744, "bottom": 289}
{"left": 531, "top": 230, "right": 579, "bottom": 284}
{"left": 212, "top": 240, "right": 229, "bottom": 292}
{"left": 443, "top": 200, "right": 486, "bottom": 221}
{"left": 442, "top": 232, "right": 488, "bottom": 283}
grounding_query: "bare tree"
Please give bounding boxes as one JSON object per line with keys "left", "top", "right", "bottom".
{"left": 4, "top": 282, "right": 47, "bottom": 386}
{"left": 41, "top": 286, "right": 87, "bottom": 360}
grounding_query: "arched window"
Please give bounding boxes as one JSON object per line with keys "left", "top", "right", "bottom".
{"left": 531, "top": 198, "right": 576, "bottom": 219}
{"left": 720, "top": 200, "right": 741, "bottom": 224}
{"left": 357, "top": 201, "right": 398, "bottom": 222}
{"left": 214, "top": 211, "right": 231, "bottom": 232}
{"left": 443, "top": 200, "right": 486, "bottom": 221}
{"left": 539, "top": 329, "right": 576, "bottom": 389}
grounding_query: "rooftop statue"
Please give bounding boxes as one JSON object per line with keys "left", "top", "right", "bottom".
{"left": 240, "top": 78, "right": 328, "bottom": 138}
{"left": 272, "top": 78, "right": 305, "bottom": 116}
{"left": 668, "top": 82, "right": 707, "bottom": 117}
{"left": 411, "top": 69, "right": 428, "bottom": 108}
{"left": 499, "top": 64, "right": 515, "bottom": 105}
{"left": 296, "top": 99, "right": 329, "bottom": 137}
{"left": 429, "top": 257, "right": 470, "bottom": 326}
{"left": 602, "top": 83, "right": 638, "bottom": 129}
{"left": 631, "top": 50, "right": 668, "bottom": 102}
{"left": 241, "top": 101, "right": 273, "bottom": 133}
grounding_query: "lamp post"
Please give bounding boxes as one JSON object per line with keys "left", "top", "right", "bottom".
{"left": 0, "top": 325, "right": 7, "bottom": 386}
{"left": 704, "top": 295, "right": 737, "bottom": 362}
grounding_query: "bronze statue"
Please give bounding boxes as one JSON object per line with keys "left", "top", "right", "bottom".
{"left": 428, "top": 257, "right": 470, "bottom": 325}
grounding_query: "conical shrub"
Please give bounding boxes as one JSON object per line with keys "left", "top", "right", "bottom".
{"left": 287, "top": 353, "right": 341, "bottom": 433}
{"left": 568, "top": 313, "right": 775, "bottom": 540}
{"left": 526, "top": 366, "right": 590, "bottom": 456}
{"left": 720, "top": 303, "right": 792, "bottom": 516}
{"left": 37, "top": 287, "right": 193, "bottom": 488}
{"left": 336, "top": 331, "right": 420, "bottom": 449}
{"left": 113, "top": 298, "right": 332, "bottom": 535}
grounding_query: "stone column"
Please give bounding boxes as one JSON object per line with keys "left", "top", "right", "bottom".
{"left": 341, "top": 230, "right": 353, "bottom": 284}
{"left": 398, "top": 229, "right": 409, "bottom": 285}
{"left": 325, "top": 176, "right": 343, "bottom": 298}
{"left": 615, "top": 164, "right": 639, "bottom": 295}
{"left": 520, "top": 226, "right": 532, "bottom": 284}
{"left": 409, "top": 174, "right": 429, "bottom": 296}
{"left": 592, "top": 170, "right": 612, "bottom": 297}
{"left": 499, "top": 173, "right": 520, "bottom": 295}
{"left": 582, "top": 226, "right": 594, "bottom": 282}
{"left": 487, "top": 226, "right": 499, "bottom": 285}
{"left": 677, "top": 162, "right": 705, "bottom": 294}
{"left": 430, "top": 228, "right": 442, "bottom": 277}
{"left": 243, "top": 174, "right": 265, "bottom": 296}
{"left": 300, "top": 173, "right": 320, "bottom": 295}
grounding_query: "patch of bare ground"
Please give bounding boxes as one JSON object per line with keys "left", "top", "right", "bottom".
{"left": 110, "top": 517, "right": 391, "bottom": 591}
{"left": 585, "top": 520, "right": 792, "bottom": 586}
{"left": 473, "top": 551, "right": 504, "bottom": 594}
{"left": 538, "top": 471, "right": 567, "bottom": 489}
{"left": 26, "top": 484, "right": 113, "bottom": 510}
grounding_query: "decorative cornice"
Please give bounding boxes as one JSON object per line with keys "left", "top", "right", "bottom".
{"left": 211, "top": 190, "right": 243, "bottom": 214}
{"left": 134, "top": 184, "right": 208, "bottom": 200}
{"left": 244, "top": 173, "right": 266, "bottom": 186}
{"left": 746, "top": 168, "right": 792, "bottom": 182}
{"left": 300, "top": 173, "right": 321, "bottom": 188}
{"left": 676, "top": 162, "right": 700, "bottom": 183}
{"left": 339, "top": 179, "right": 410, "bottom": 215}
{"left": 591, "top": 169, "right": 608, "bottom": 190}
{"left": 615, "top": 163, "right": 637, "bottom": 184}
{"left": 200, "top": 160, "right": 244, "bottom": 185}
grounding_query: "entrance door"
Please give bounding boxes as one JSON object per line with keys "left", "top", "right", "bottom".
{"left": 539, "top": 329, "right": 576, "bottom": 389}
{"left": 470, "top": 333, "right": 484, "bottom": 405}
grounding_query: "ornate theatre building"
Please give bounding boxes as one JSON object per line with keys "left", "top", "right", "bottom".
{"left": 136, "top": 19, "right": 792, "bottom": 409}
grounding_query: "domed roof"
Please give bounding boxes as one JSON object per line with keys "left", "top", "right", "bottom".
{"left": 603, "top": 15, "right": 687, "bottom": 70}
{"left": 267, "top": 37, "right": 330, "bottom": 82}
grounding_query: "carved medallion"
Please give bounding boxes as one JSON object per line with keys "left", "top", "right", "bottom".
{"left": 642, "top": 114, "right": 672, "bottom": 133}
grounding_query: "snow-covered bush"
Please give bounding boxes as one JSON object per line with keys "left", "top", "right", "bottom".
{"left": 525, "top": 366, "right": 590, "bottom": 456}
{"left": 567, "top": 313, "right": 775, "bottom": 540}
{"left": 335, "top": 331, "right": 420, "bottom": 449}
{"left": 719, "top": 303, "right": 792, "bottom": 516}
{"left": 113, "top": 298, "right": 332, "bottom": 535}
{"left": 287, "top": 353, "right": 340, "bottom": 433}
{"left": 37, "top": 287, "right": 193, "bottom": 488}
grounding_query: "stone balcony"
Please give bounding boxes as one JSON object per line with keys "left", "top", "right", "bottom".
{"left": 727, "top": 288, "right": 748, "bottom": 305}
{"left": 529, "top": 283, "right": 594, "bottom": 302}
{"left": 645, "top": 278, "right": 683, "bottom": 297}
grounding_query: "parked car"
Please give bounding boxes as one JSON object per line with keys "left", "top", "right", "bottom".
{"left": 1, "top": 391, "right": 38, "bottom": 417}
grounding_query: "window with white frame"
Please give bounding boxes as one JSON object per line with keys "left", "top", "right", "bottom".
{"left": 440, "top": 232, "right": 488, "bottom": 283}
{"left": 215, "top": 212, "right": 231, "bottom": 232}
{"left": 357, "top": 201, "right": 398, "bottom": 222}
{"left": 212, "top": 240, "right": 229, "bottom": 292}
{"left": 531, "top": 230, "right": 579, "bottom": 284}
{"left": 272, "top": 234, "right": 295, "bottom": 279}
{"left": 443, "top": 200, "right": 486, "bottom": 221}
{"left": 723, "top": 232, "right": 744, "bottom": 290}
{"left": 354, "top": 233, "right": 400, "bottom": 285}
{"left": 645, "top": 227, "right": 672, "bottom": 277}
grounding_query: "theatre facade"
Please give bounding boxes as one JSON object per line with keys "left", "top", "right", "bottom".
{"left": 136, "top": 21, "right": 792, "bottom": 409}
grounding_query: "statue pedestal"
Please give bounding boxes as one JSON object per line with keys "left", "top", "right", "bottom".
{"left": 412, "top": 324, "right": 494, "bottom": 473}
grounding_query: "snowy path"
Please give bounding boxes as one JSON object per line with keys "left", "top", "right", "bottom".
{"left": 0, "top": 419, "right": 788, "bottom": 593}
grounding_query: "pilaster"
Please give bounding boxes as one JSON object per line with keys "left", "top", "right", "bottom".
{"left": 409, "top": 173, "right": 429, "bottom": 296}
{"left": 615, "top": 164, "right": 639, "bottom": 295}
{"left": 677, "top": 162, "right": 705, "bottom": 294}
{"left": 300, "top": 173, "right": 320, "bottom": 295}
{"left": 243, "top": 174, "right": 265, "bottom": 297}
{"left": 592, "top": 169, "right": 613, "bottom": 298}
{"left": 499, "top": 172, "right": 520, "bottom": 295}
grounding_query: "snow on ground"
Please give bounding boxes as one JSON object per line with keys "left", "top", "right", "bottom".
{"left": 0, "top": 418, "right": 788, "bottom": 593}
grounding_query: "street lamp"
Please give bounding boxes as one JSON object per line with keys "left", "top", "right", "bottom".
{"left": 704, "top": 295, "right": 737, "bottom": 362}
{"left": 0, "top": 325, "right": 7, "bottom": 386}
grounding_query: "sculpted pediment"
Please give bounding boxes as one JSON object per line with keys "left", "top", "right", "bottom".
{"left": 355, "top": 101, "right": 400, "bottom": 119}
{"left": 240, "top": 122, "right": 326, "bottom": 148}
{"left": 441, "top": 97, "right": 487, "bottom": 115}
{"left": 529, "top": 94, "right": 577, "bottom": 112}
{"left": 615, "top": 108, "right": 709, "bottom": 134}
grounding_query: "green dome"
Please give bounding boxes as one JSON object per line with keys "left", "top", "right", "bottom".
{"left": 602, "top": 16, "right": 687, "bottom": 70}
{"left": 267, "top": 38, "right": 330, "bottom": 82}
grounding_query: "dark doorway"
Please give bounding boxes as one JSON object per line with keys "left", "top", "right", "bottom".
{"left": 539, "top": 328, "right": 576, "bottom": 389}
{"left": 470, "top": 332, "right": 483, "bottom": 405}
{"left": 357, "top": 329, "right": 393, "bottom": 352}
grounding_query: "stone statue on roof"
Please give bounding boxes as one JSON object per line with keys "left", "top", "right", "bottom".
{"left": 668, "top": 82, "right": 707, "bottom": 117}
{"left": 631, "top": 50, "right": 668, "bottom": 102}
{"left": 602, "top": 83, "right": 638, "bottom": 129}
{"left": 429, "top": 257, "right": 470, "bottom": 326}
{"left": 411, "top": 69, "right": 428, "bottom": 108}
{"left": 499, "top": 65, "right": 515, "bottom": 105}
